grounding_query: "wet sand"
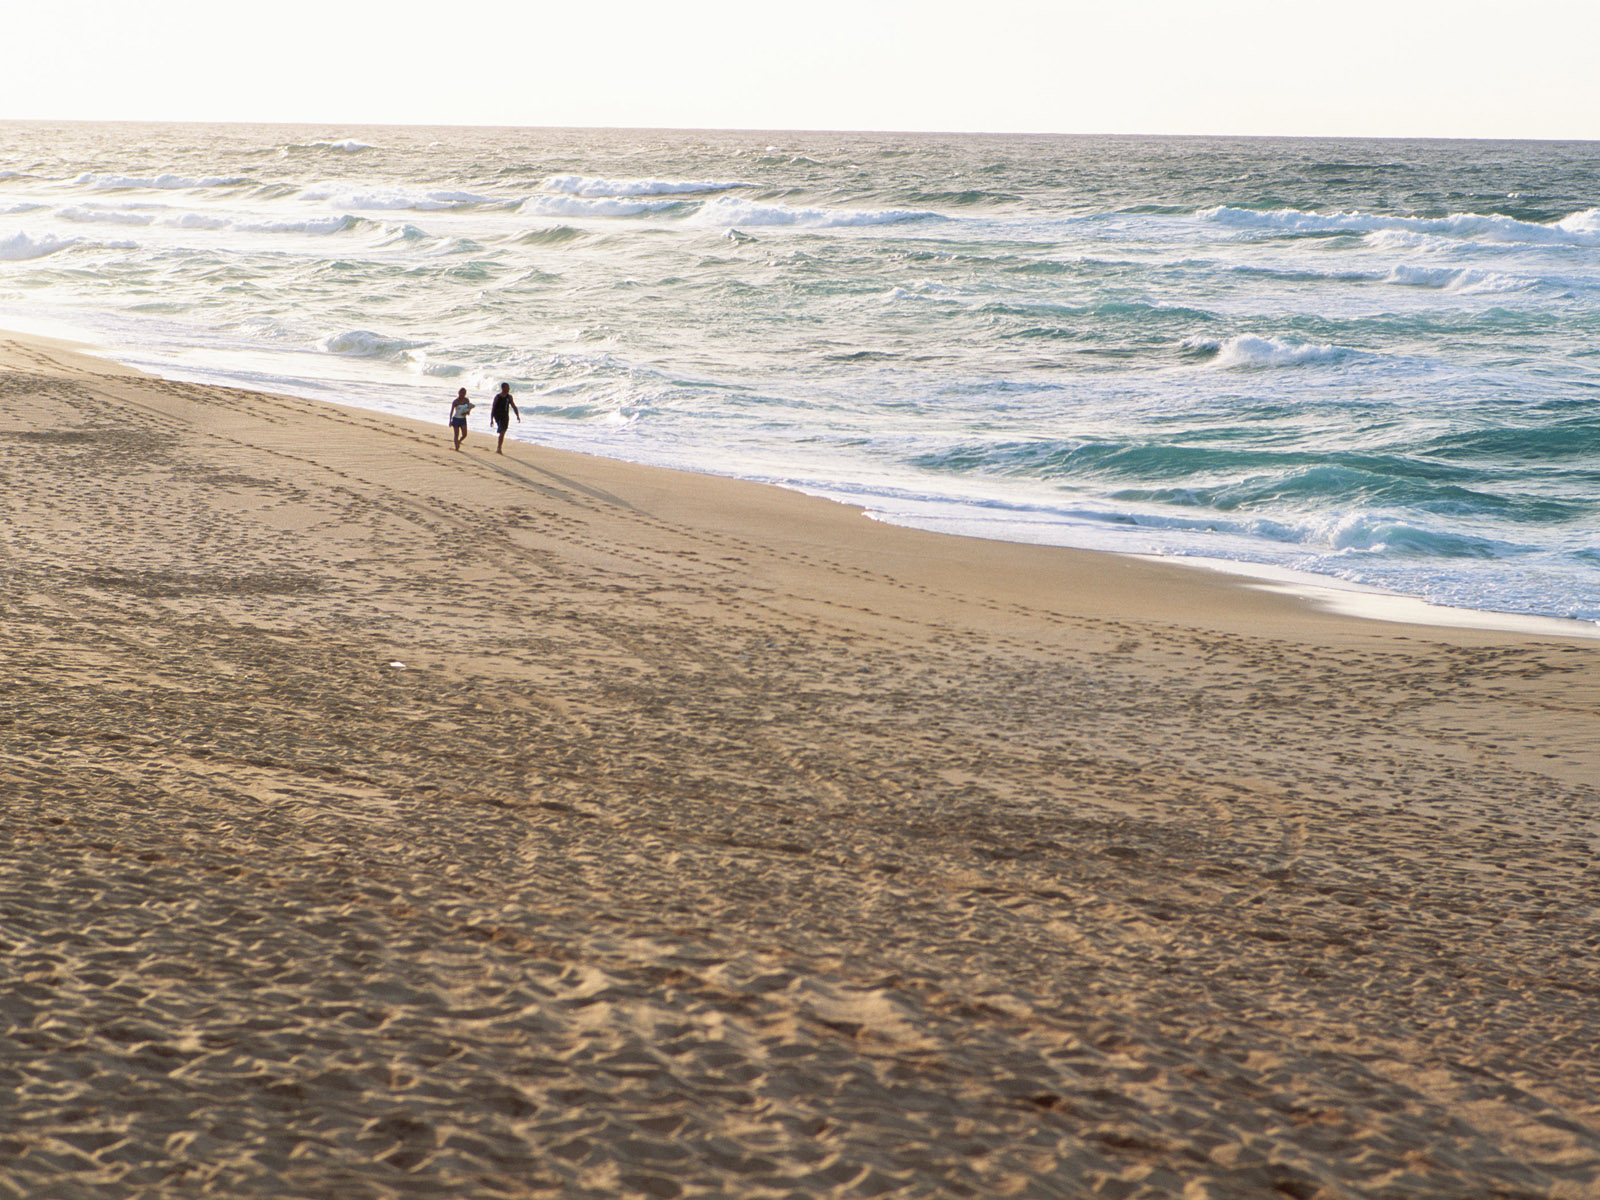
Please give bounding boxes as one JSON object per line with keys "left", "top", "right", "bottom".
{"left": 3, "top": 332, "right": 1599, "bottom": 1199}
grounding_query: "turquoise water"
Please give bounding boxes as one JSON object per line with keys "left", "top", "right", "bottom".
{"left": 3, "top": 123, "right": 1598, "bottom": 623}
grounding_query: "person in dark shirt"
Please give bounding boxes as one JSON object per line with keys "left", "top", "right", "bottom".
{"left": 489, "top": 383, "right": 520, "bottom": 454}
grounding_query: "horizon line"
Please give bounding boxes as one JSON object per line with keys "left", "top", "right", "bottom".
{"left": 5, "top": 116, "right": 1599, "bottom": 146}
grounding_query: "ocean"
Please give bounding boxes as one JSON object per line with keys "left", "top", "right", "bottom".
{"left": 3, "top": 122, "right": 1598, "bottom": 627}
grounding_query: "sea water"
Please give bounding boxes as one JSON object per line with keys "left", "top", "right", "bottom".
{"left": 3, "top": 122, "right": 1597, "bottom": 626}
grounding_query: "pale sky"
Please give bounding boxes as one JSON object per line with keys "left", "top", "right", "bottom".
{"left": 6, "top": 0, "right": 1599, "bottom": 140}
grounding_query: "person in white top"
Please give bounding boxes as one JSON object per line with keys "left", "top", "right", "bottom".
{"left": 447, "top": 388, "right": 473, "bottom": 451}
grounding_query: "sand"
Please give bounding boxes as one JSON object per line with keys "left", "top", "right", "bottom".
{"left": 2, "top": 331, "right": 1598, "bottom": 1199}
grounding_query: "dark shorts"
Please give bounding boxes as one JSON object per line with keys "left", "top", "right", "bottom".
{"left": 449, "top": 417, "right": 466, "bottom": 429}
{"left": 493, "top": 417, "right": 509, "bottom": 433}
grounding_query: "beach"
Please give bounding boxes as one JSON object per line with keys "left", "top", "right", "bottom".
{"left": 3, "top": 330, "right": 1599, "bottom": 1197}
{"left": 6, "top": 124, "right": 1600, "bottom": 627}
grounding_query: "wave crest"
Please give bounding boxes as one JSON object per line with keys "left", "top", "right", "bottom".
{"left": 1185, "top": 334, "right": 1351, "bottom": 369}
{"left": 72, "top": 172, "right": 251, "bottom": 191}
{"left": 0, "top": 230, "right": 78, "bottom": 260}
{"left": 301, "top": 185, "right": 495, "bottom": 211}
{"left": 317, "top": 330, "right": 422, "bottom": 359}
{"left": 539, "top": 174, "right": 749, "bottom": 198}
{"left": 518, "top": 194, "right": 690, "bottom": 219}
{"left": 57, "top": 206, "right": 156, "bottom": 227}
{"left": 691, "top": 196, "right": 941, "bottom": 229}
{"left": 1384, "top": 264, "right": 1529, "bottom": 294}
{"left": 1200, "top": 204, "right": 1600, "bottom": 247}
{"left": 281, "top": 139, "right": 375, "bottom": 154}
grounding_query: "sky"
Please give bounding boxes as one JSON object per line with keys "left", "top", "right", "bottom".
{"left": 6, "top": 0, "right": 1599, "bottom": 140}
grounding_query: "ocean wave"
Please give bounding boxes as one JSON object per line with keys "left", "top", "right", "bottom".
{"left": 1316, "top": 512, "right": 1515, "bottom": 558}
{"left": 518, "top": 194, "right": 690, "bottom": 219}
{"left": 539, "top": 174, "right": 749, "bottom": 198}
{"left": 1199, "top": 204, "right": 1600, "bottom": 247}
{"left": 282, "top": 139, "right": 375, "bottom": 154}
{"left": 690, "top": 196, "right": 942, "bottom": 229}
{"left": 512, "top": 225, "right": 587, "bottom": 246}
{"left": 136, "top": 211, "right": 360, "bottom": 236}
{"left": 402, "top": 349, "right": 465, "bottom": 378}
{"left": 0, "top": 230, "right": 78, "bottom": 260}
{"left": 317, "top": 330, "right": 424, "bottom": 360}
{"left": 1421, "top": 415, "right": 1600, "bottom": 464}
{"left": 72, "top": 172, "right": 251, "bottom": 191}
{"left": 1383, "top": 264, "right": 1531, "bottom": 294}
{"left": 58, "top": 206, "right": 157, "bottom": 226}
{"left": 300, "top": 185, "right": 496, "bottom": 211}
{"left": 0, "top": 202, "right": 45, "bottom": 214}
{"left": 241, "top": 214, "right": 362, "bottom": 235}
{"left": 1184, "top": 334, "right": 1352, "bottom": 369}
{"left": 885, "top": 281, "right": 964, "bottom": 303}
{"left": 377, "top": 223, "right": 430, "bottom": 246}
{"left": 159, "top": 212, "right": 229, "bottom": 230}
{"left": 898, "top": 189, "right": 1021, "bottom": 207}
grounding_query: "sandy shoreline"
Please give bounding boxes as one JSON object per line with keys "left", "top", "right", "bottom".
{"left": 3, "top": 331, "right": 1599, "bottom": 1197}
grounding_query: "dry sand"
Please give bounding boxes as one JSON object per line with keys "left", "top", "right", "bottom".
{"left": 3, "top": 331, "right": 1599, "bottom": 1199}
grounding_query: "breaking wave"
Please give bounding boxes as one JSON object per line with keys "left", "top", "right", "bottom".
{"left": 72, "top": 172, "right": 251, "bottom": 191}
{"left": 539, "top": 175, "right": 750, "bottom": 197}
{"left": 57, "top": 207, "right": 156, "bottom": 226}
{"left": 518, "top": 194, "right": 690, "bottom": 219}
{"left": 0, "top": 230, "right": 79, "bottom": 260}
{"left": 1200, "top": 205, "right": 1600, "bottom": 246}
{"left": 281, "top": 140, "right": 375, "bottom": 154}
{"left": 1383, "top": 264, "right": 1530, "bottom": 294}
{"left": 300, "top": 185, "right": 496, "bottom": 211}
{"left": 1183, "top": 334, "right": 1354, "bottom": 369}
{"left": 317, "top": 330, "right": 423, "bottom": 360}
{"left": 690, "top": 196, "right": 941, "bottom": 228}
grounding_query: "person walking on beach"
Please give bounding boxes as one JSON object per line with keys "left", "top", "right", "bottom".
{"left": 489, "top": 382, "right": 520, "bottom": 454}
{"left": 448, "top": 388, "right": 473, "bottom": 451}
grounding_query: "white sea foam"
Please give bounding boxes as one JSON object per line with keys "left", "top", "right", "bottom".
{"left": 58, "top": 206, "right": 157, "bottom": 226}
{"left": 162, "top": 213, "right": 233, "bottom": 230}
{"left": 301, "top": 185, "right": 494, "bottom": 211}
{"left": 884, "top": 281, "right": 964, "bottom": 303}
{"left": 1383, "top": 264, "right": 1529, "bottom": 294}
{"left": 0, "top": 202, "right": 46, "bottom": 214}
{"left": 318, "top": 330, "right": 421, "bottom": 359}
{"left": 690, "top": 196, "right": 940, "bottom": 228}
{"left": 147, "top": 211, "right": 359, "bottom": 236}
{"left": 403, "top": 349, "right": 465, "bottom": 377}
{"left": 0, "top": 230, "right": 78, "bottom": 260}
{"left": 1200, "top": 204, "right": 1600, "bottom": 247}
{"left": 540, "top": 174, "right": 749, "bottom": 198}
{"left": 1311, "top": 511, "right": 1508, "bottom": 558}
{"left": 376, "top": 223, "right": 429, "bottom": 246}
{"left": 518, "top": 194, "right": 687, "bottom": 219}
{"left": 72, "top": 172, "right": 250, "bottom": 191}
{"left": 239, "top": 214, "right": 361, "bottom": 235}
{"left": 280, "top": 139, "right": 376, "bottom": 155}
{"left": 1555, "top": 207, "right": 1600, "bottom": 237}
{"left": 1186, "top": 334, "right": 1351, "bottom": 369}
